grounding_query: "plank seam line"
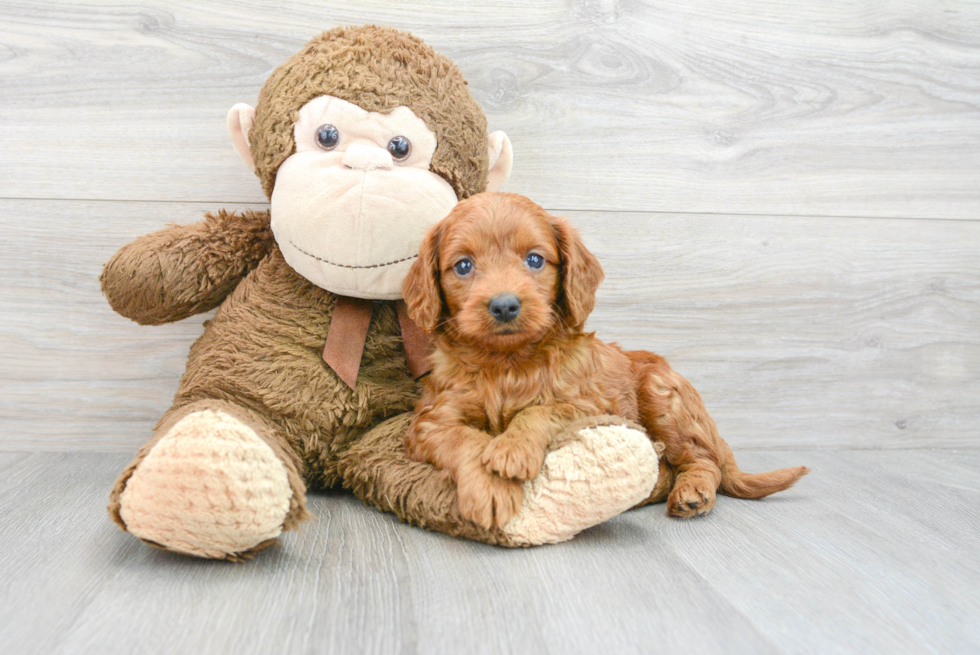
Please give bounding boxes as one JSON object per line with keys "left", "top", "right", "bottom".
{"left": 1, "top": 196, "right": 977, "bottom": 224}
{"left": 553, "top": 207, "right": 980, "bottom": 224}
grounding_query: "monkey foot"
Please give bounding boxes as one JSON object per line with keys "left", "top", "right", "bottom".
{"left": 117, "top": 408, "right": 294, "bottom": 560}
{"left": 501, "top": 417, "right": 659, "bottom": 545}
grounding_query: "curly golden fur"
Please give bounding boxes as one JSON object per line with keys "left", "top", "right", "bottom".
{"left": 403, "top": 193, "right": 809, "bottom": 529}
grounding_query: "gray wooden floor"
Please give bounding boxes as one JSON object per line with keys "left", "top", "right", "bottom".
{"left": 1, "top": 449, "right": 978, "bottom": 654}
{"left": 2, "top": 1, "right": 979, "bottom": 653}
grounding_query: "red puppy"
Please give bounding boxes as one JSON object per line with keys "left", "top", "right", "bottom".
{"left": 403, "top": 192, "right": 808, "bottom": 529}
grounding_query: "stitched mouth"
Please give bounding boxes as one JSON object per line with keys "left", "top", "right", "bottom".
{"left": 289, "top": 240, "right": 418, "bottom": 270}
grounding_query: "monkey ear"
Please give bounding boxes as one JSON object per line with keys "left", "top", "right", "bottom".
{"left": 551, "top": 215, "right": 605, "bottom": 328}
{"left": 402, "top": 223, "right": 445, "bottom": 333}
{"left": 486, "top": 131, "right": 513, "bottom": 192}
{"left": 227, "top": 103, "right": 256, "bottom": 171}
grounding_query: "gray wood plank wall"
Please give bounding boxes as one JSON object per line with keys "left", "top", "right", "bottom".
{"left": 1, "top": 0, "right": 978, "bottom": 451}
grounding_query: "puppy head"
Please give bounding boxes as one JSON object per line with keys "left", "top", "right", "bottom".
{"left": 403, "top": 192, "right": 604, "bottom": 351}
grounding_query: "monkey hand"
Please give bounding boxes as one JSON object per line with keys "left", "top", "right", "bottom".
{"left": 101, "top": 209, "right": 274, "bottom": 325}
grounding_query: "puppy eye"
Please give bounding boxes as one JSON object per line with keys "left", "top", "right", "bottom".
{"left": 387, "top": 136, "right": 411, "bottom": 161}
{"left": 316, "top": 124, "right": 340, "bottom": 151}
{"left": 453, "top": 258, "right": 473, "bottom": 277}
{"left": 525, "top": 253, "right": 545, "bottom": 270}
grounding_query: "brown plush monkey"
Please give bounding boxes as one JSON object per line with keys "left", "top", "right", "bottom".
{"left": 101, "top": 26, "right": 662, "bottom": 560}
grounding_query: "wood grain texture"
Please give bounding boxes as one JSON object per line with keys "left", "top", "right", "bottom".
{"left": 573, "top": 209, "right": 980, "bottom": 450}
{"left": 0, "top": 450, "right": 977, "bottom": 654}
{"left": 2, "top": 5, "right": 978, "bottom": 654}
{"left": 1, "top": 0, "right": 979, "bottom": 218}
{"left": 2, "top": 199, "right": 976, "bottom": 451}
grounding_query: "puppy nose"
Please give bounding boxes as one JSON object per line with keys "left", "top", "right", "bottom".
{"left": 488, "top": 294, "right": 521, "bottom": 323}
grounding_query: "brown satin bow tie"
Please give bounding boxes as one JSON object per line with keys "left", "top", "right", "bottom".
{"left": 322, "top": 295, "right": 432, "bottom": 389}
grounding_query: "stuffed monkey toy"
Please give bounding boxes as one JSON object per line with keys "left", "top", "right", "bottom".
{"left": 101, "top": 26, "right": 664, "bottom": 560}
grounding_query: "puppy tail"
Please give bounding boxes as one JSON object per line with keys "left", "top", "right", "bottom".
{"left": 717, "top": 442, "right": 810, "bottom": 499}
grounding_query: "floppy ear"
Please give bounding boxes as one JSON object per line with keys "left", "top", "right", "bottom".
{"left": 551, "top": 215, "right": 604, "bottom": 328}
{"left": 402, "top": 223, "right": 444, "bottom": 333}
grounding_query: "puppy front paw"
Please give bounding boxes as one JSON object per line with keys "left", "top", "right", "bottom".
{"left": 457, "top": 467, "right": 524, "bottom": 529}
{"left": 481, "top": 434, "right": 546, "bottom": 481}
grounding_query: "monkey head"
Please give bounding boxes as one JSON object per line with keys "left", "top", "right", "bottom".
{"left": 226, "top": 26, "right": 512, "bottom": 299}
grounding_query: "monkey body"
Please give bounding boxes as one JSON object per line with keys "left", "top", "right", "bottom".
{"left": 171, "top": 245, "right": 420, "bottom": 487}
{"left": 104, "top": 211, "right": 434, "bottom": 557}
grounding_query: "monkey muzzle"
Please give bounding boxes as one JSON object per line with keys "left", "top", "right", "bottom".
{"left": 271, "top": 151, "right": 459, "bottom": 300}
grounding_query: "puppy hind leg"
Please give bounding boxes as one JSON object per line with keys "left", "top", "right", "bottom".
{"left": 668, "top": 460, "right": 722, "bottom": 518}
{"left": 631, "top": 352, "right": 726, "bottom": 518}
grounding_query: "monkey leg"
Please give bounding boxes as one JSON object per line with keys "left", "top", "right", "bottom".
{"left": 108, "top": 399, "right": 310, "bottom": 560}
{"left": 632, "top": 455, "right": 675, "bottom": 510}
{"left": 340, "top": 413, "right": 660, "bottom": 546}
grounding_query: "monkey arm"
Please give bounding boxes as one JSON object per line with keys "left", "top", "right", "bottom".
{"left": 101, "top": 208, "right": 274, "bottom": 325}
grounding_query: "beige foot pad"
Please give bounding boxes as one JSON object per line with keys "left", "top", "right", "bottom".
{"left": 118, "top": 409, "right": 293, "bottom": 559}
{"left": 502, "top": 419, "right": 659, "bottom": 545}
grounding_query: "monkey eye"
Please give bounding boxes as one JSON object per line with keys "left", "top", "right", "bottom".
{"left": 387, "top": 136, "right": 411, "bottom": 161}
{"left": 453, "top": 258, "right": 473, "bottom": 277}
{"left": 525, "top": 253, "right": 545, "bottom": 270}
{"left": 316, "top": 124, "right": 340, "bottom": 151}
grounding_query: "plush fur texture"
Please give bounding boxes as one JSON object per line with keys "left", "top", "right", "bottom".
{"left": 341, "top": 413, "right": 660, "bottom": 546}
{"left": 117, "top": 407, "right": 294, "bottom": 559}
{"left": 403, "top": 193, "right": 809, "bottom": 524}
{"left": 103, "top": 27, "right": 660, "bottom": 558}
{"left": 108, "top": 399, "right": 312, "bottom": 560}
{"left": 503, "top": 416, "right": 663, "bottom": 545}
{"left": 101, "top": 209, "right": 275, "bottom": 326}
{"left": 106, "top": 245, "right": 425, "bottom": 541}
{"left": 102, "top": 27, "right": 497, "bottom": 558}
{"left": 250, "top": 25, "right": 489, "bottom": 200}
